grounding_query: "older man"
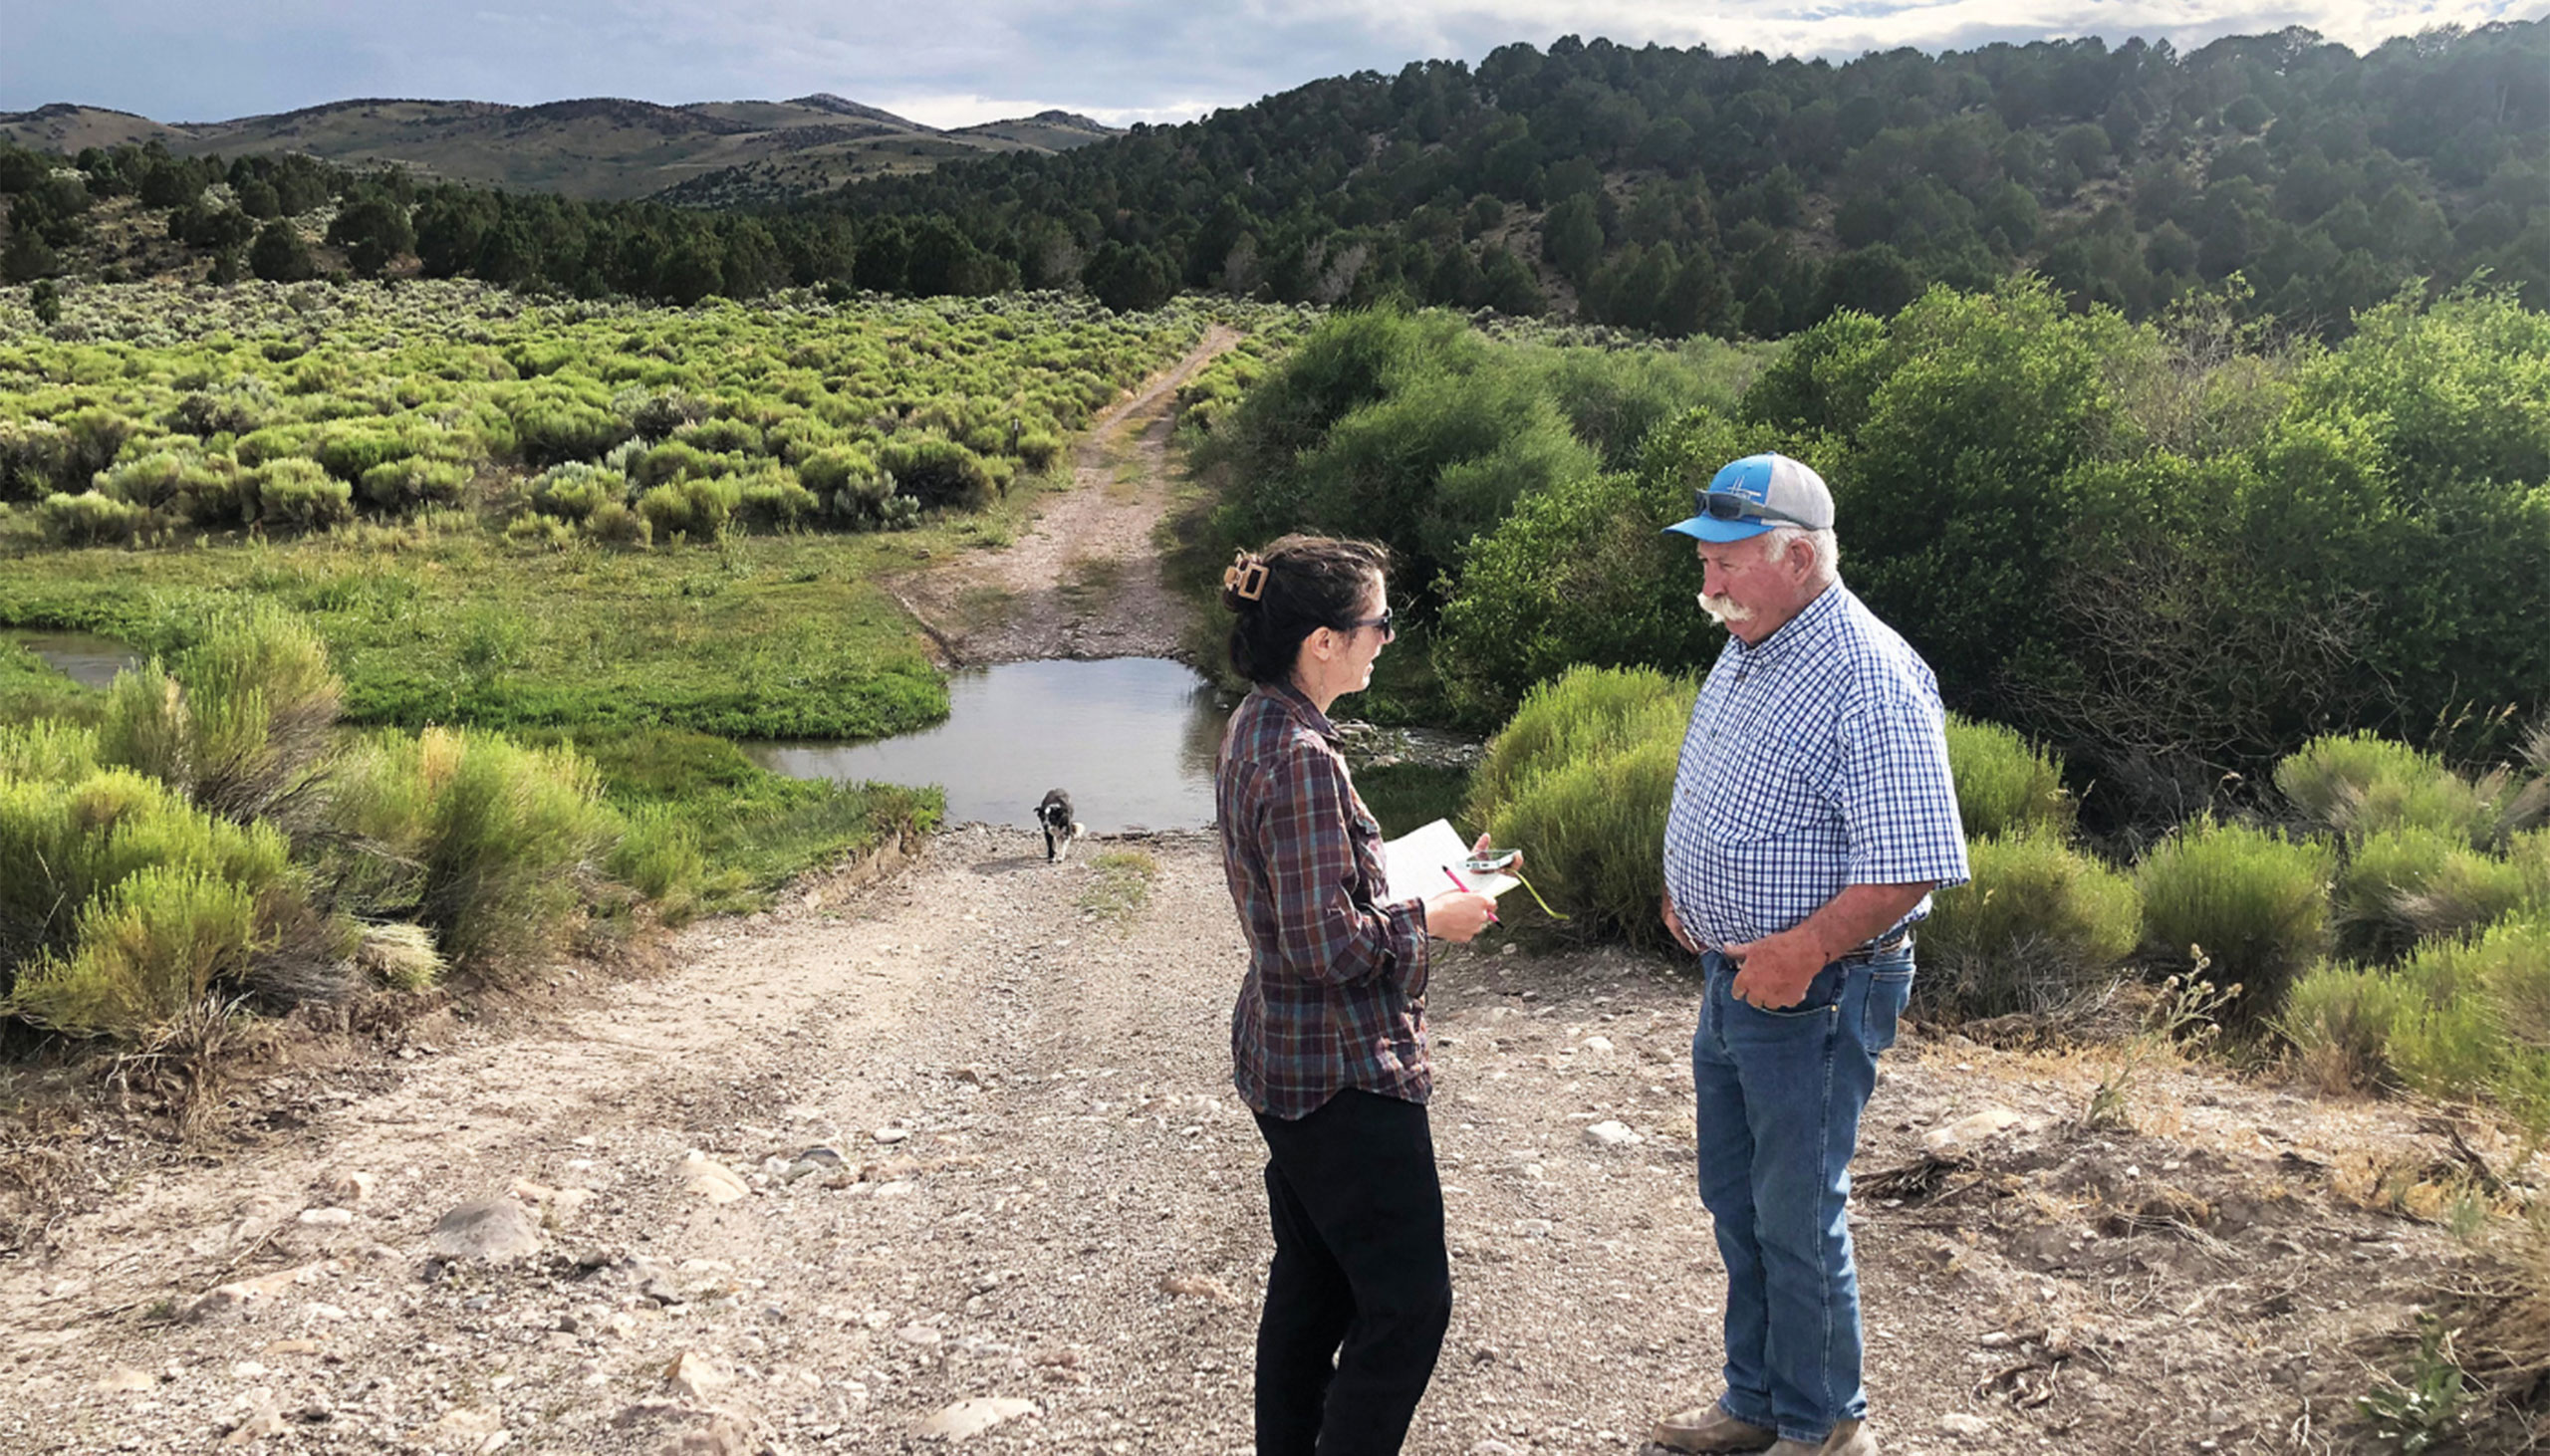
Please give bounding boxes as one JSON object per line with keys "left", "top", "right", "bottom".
{"left": 1646, "top": 453, "right": 1968, "bottom": 1456}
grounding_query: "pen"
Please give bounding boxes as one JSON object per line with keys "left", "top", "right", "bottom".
{"left": 1444, "top": 866, "right": 1497, "bottom": 923}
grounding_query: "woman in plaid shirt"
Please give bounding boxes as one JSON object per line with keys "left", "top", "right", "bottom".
{"left": 1215, "top": 535, "right": 1498, "bottom": 1456}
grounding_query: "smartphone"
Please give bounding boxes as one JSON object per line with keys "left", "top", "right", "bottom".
{"left": 1464, "top": 849, "right": 1520, "bottom": 873}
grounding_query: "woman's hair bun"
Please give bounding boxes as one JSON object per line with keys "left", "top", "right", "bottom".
{"left": 1221, "top": 551, "right": 1268, "bottom": 612}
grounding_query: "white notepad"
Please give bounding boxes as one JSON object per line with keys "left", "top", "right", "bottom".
{"left": 1382, "top": 819, "right": 1520, "bottom": 904}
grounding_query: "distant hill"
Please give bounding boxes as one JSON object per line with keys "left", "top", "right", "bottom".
{"left": 0, "top": 95, "right": 1120, "bottom": 202}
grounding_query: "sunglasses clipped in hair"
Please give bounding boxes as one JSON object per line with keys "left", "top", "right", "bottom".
{"left": 1699, "top": 490, "right": 1815, "bottom": 529}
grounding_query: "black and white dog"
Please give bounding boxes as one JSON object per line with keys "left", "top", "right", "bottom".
{"left": 1035, "top": 789, "right": 1086, "bottom": 862}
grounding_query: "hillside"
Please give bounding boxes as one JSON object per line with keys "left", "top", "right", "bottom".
{"left": 0, "top": 94, "right": 1120, "bottom": 203}
{"left": 829, "top": 23, "right": 2550, "bottom": 334}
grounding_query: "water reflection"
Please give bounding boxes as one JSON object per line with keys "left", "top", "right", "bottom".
{"left": 6, "top": 629, "right": 140, "bottom": 689}
{"left": 745, "top": 657, "right": 1238, "bottom": 832}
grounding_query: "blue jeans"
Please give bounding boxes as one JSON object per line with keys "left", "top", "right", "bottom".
{"left": 1690, "top": 947, "right": 1912, "bottom": 1445}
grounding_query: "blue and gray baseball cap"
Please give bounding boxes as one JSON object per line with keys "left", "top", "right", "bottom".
{"left": 1663, "top": 452, "right": 1835, "bottom": 543}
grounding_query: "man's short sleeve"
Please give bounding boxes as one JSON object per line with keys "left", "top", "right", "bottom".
{"left": 1835, "top": 693, "right": 1970, "bottom": 890}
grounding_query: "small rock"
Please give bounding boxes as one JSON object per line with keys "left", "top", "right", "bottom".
{"left": 1157, "top": 1273, "right": 1238, "bottom": 1306}
{"left": 663, "top": 1349, "right": 731, "bottom": 1400}
{"left": 224, "top": 1406, "right": 287, "bottom": 1445}
{"left": 428, "top": 1200, "right": 542, "bottom": 1263}
{"left": 872, "top": 1126, "right": 912, "bottom": 1146}
{"left": 330, "top": 1171, "right": 378, "bottom": 1204}
{"left": 95, "top": 1366, "right": 154, "bottom": 1392}
{"left": 650, "top": 1414, "right": 765, "bottom": 1455}
{"left": 915, "top": 1397, "right": 1039, "bottom": 1441}
{"left": 1923, "top": 1107, "right": 2026, "bottom": 1156}
{"left": 1472, "top": 1443, "right": 1523, "bottom": 1456}
{"left": 435, "top": 1406, "right": 505, "bottom": 1438}
{"left": 678, "top": 1152, "right": 749, "bottom": 1205}
{"left": 1584, "top": 1120, "right": 1642, "bottom": 1148}
{"left": 185, "top": 1260, "right": 334, "bottom": 1324}
{"left": 1938, "top": 1411, "right": 1992, "bottom": 1438}
{"left": 260, "top": 1339, "right": 322, "bottom": 1357}
{"left": 297, "top": 1207, "right": 355, "bottom": 1227}
{"left": 895, "top": 1323, "right": 944, "bottom": 1347}
{"left": 1580, "top": 1037, "right": 1615, "bottom": 1054}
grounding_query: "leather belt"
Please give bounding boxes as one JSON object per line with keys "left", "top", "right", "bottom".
{"left": 1837, "top": 927, "right": 1914, "bottom": 963}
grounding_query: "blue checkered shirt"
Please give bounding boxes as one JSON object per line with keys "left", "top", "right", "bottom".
{"left": 1662, "top": 583, "right": 1969, "bottom": 953}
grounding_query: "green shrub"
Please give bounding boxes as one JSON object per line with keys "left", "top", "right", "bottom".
{"left": 878, "top": 433, "right": 998, "bottom": 510}
{"left": 734, "top": 466, "right": 821, "bottom": 529}
{"left": 526, "top": 462, "right": 628, "bottom": 522}
{"left": 417, "top": 731, "right": 615, "bottom": 971}
{"left": 633, "top": 438, "right": 720, "bottom": 487}
{"left": 1916, "top": 830, "right": 2140, "bottom": 1020}
{"left": 2384, "top": 917, "right": 2550, "bottom": 1124}
{"left": 1944, "top": 715, "right": 2074, "bottom": 840}
{"left": 96, "top": 661, "right": 193, "bottom": 791}
{"left": 0, "top": 419, "right": 78, "bottom": 501}
{"left": 635, "top": 476, "right": 741, "bottom": 540}
{"left": 1433, "top": 406, "right": 1821, "bottom": 722}
{"left": 250, "top": 457, "right": 354, "bottom": 531}
{"left": 4, "top": 865, "right": 259, "bottom": 1037}
{"left": 309, "top": 424, "right": 421, "bottom": 482}
{"left": 2135, "top": 817, "right": 2334, "bottom": 1025}
{"left": 1466, "top": 665, "right": 1696, "bottom": 945}
{"left": 510, "top": 397, "right": 631, "bottom": 468}
{"left": 2334, "top": 825, "right": 2462, "bottom": 960}
{"left": 0, "top": 720, "right": 99, "bottom": 783}
{"left": 0, "top": 766, "right": 294, "bottom": 1001}
{"left": 606, "top": 805, "right": 703, "bottom": 922}
{"left": 2398, "top": 843, "right": 2537, "bottom": 946}
{"left": 331, "top": 728, "right": 617, "bottom": 973}
{"left": 1014, "top": 430, "right": 1064, "bottom": 469}
{"left": 2274, "top": 732, "right": 2493, "bottom": 845}
{"left": 95, "top": 450, "right": 226, "bottom": 511}
{"left": 674, "top": 416, "right": 763, "bottom": 455}
{"left": 2281, "top": 959, "right": 2413, "bottom": 1093}
{"left": 38, "top": 489, "right": 148, "bottom": 546}
{"left": 358, "top": 457, "right": 469, "bottom": 513}
{"left": 584, "top": 499, "right": 651, "bottom": 549}
{"left": 129, "top": 603, "right": 343, "bottom": 822}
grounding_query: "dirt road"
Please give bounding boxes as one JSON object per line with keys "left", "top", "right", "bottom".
{"left": 0, "top": 825, "right": 2486, "bottom": 1455}
{"left": 890, "top": 326, "right": 1238, "bottom": 667}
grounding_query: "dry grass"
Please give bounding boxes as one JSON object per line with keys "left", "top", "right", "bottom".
{"left": 1078, "top": 848, "right": 1159, "bottom": 925}
{"left": 101, "top": 993, "right": 265, "bottom": 1141}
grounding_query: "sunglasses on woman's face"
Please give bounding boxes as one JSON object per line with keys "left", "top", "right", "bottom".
{"left": 1343, "top": 607, "right": 1396, "bottom": 638}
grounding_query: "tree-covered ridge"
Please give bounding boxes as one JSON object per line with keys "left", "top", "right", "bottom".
{"left": 1, "top": 23, "right": 2543, "bottom": 336}
{"left": 828, "top": 23, "right": 2548, "bottom": 335}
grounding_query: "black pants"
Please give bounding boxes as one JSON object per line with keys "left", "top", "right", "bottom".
{"left": 1252, "top": 1090, "right": 1453, "bottom": 1456}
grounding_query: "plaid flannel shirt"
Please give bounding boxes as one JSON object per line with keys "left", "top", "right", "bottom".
{"left": 1216, "top": 681, "right": 1431, "bottom": 1120}
{"left": 1663, "top": 582, "right": 1970, "bottom": 954}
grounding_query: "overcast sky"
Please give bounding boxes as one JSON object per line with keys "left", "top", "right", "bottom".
{"left": 4, "top": 0, "right": 2543, "bottom": 130}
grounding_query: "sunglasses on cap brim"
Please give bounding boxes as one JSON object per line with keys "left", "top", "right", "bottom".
{"left": 1699, "top": 491, "right": 1816, "bottom": 528}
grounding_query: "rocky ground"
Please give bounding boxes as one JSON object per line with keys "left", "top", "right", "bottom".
{"left": 0, "top": 824, "right": 2520, "bottom": 1454}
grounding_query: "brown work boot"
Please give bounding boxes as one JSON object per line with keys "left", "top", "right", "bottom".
{"left": 1764, "top": 1418, "right": 1876, "bottom": 1456}
{"left": 1648, "top": 1402, "right": 1777, "bottom": 1453}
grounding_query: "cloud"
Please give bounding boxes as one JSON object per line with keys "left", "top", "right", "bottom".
{"left": 4, "top": 0, "right": 2540, "bottom": 128}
